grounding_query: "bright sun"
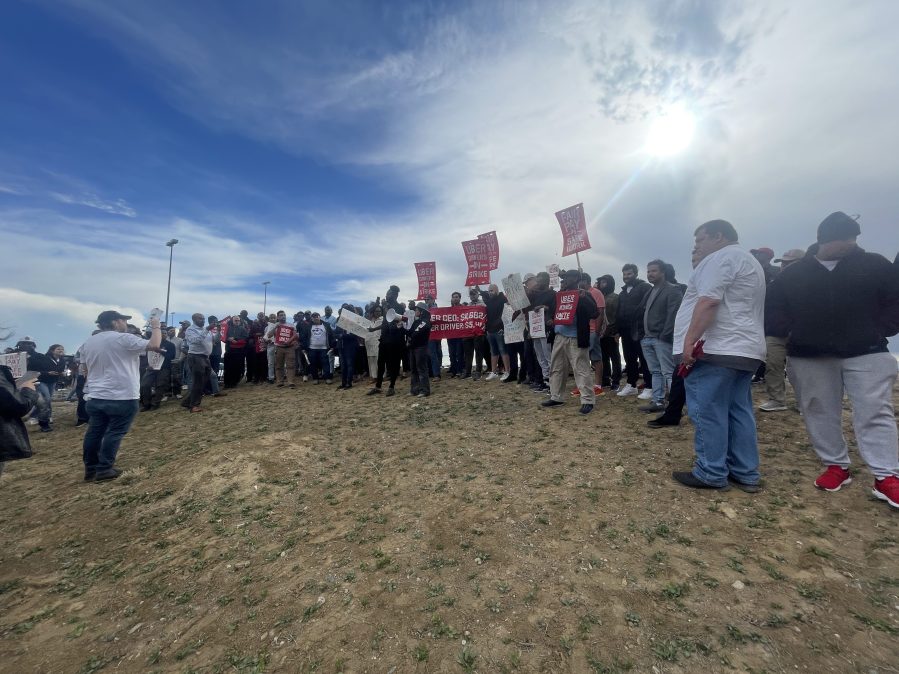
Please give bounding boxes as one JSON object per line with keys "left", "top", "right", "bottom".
{"left": 644, "top": 106, "right": 696, "bottom": 157}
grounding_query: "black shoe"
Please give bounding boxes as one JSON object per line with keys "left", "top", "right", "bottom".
{"left": 94, "top": 468, "right": 122, "bottom": 482}
{"left": 75, "top": 419, "right": 88, "bottom": 427}
{"left": 212, "top": 392, "right": 227, "bottom": 397}
{"left": 386, "top": 388, "right": 395, "bottom": 397}
{"left": 140, "top": 405, "right": 152, "bottom": 412}
{"left": 460, "top": 374, "right": 471, "bottom": 380}
{"left": 367, "top": 388, "right": 382, "bottom": 395}
{"left": 83, "top": 472, "right": 96, "bottom": 482}
{"left": 150, "top": 404, "right": 160, "bottom": 410}
{"left": 277, "top": 383, "right": 285, "bottom": 387}
{"left": 728, "top": 477, "right": 762, "bottom": 493}
{"left": 672, "top": 471, "right": 730, "bottom": 490}
{"left": 648, "top": 416, "right": 680, "bottom": 428}
{"left": 39, "top": 424, "right": 53, "bottom": 433}
{"left": 541, "top": 399, "right": 564, "bottom": 408}
{"left": 579, "top": 404, "right": 594, "bottom": 415}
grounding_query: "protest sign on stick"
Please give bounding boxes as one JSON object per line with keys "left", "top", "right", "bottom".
{"left": 501, "top": 305, "right": 526, "bottom": 344}
{"left": 502, "top": 273, "right": 529, "bottom": 311}
{"left": 429, "top": 305, "right": 486, "bottom": 340}
{"left": 528, "top": 307, "right": 546, "bottom": 338}
{"left": 462, "top": 238, "right": 491, "bottom": 286}
{"left": 546, "top": 263, "right": 561, "bottom": 291}
{"left": 414, "top": 262, "right": 437, "bottom": 300}
{"left": 0, "top": 352, "right": 27, "bottom": 379}
{"left": 477, "top": 231, "right": 500, "bottom": 269}
{"left": 556, "top": 203, "right": 591, "bottom": 257}
{"left": 554, "top": 290, "right": 579, "bottom": 326}
{"left": 336, "top": 310, "right": 374, "bottom": 339}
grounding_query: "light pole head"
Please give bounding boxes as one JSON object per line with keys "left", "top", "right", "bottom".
{"left": 262, "top": 281, "right": 271, "bottom": 286}
{"left": 166, "top": 238, "right": 179, "bottom": 247}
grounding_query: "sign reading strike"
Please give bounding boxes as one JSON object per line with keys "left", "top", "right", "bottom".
{"left": 429, "top": 305, "right": 486, "bottom": 340}
{"left": 555, "top": 202, "right": 591, "bottom": 256}
{"left": 414, "top": 262, "right": 437, "bottom": 300}
{"left": 0, "top": 351, "right": 27, "bottom": 379}
{"left": 477, "top": 231, "right": 499, "bottom": 269}
{"left": 554, "top": 290, "right": 579, "bottom": 326}
{"left": 462, "top": 238, "right": 492, "bottom": 286}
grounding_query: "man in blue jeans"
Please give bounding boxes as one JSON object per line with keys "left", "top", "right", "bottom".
{"left": 638, "top": 259, "right": 683, "bottom": 414}
{"left": 81, "top": 309, "right": 162, "bottom": 482}
{"left": 672, "top": 220, "right": 767, "bottom": 491}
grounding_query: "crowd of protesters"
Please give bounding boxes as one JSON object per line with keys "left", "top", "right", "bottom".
{"left": 2, "top": 213, "right": 898, "bottom": 511}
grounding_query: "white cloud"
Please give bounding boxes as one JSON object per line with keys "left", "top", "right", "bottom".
{"left": 49, "top": 192, "right": 138, "bottom": 217}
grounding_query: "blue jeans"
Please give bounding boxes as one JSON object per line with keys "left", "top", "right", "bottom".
{"left": 447, "top": 338, "right": 464, "bottom": 375}
{"left": 486, "top": 330, "right": 507, "bottom": 357}
{"left": 83, "top": 399, "right": 139, "bottom": 473}
{"left": 308, "top": 349, "right": 331, "bottom": 380}
{"left": 31, "top": 382, "right": 52, "bottom": 424}
{"left": 428, "top": 340, "right": 442, "bottom": 377}
{"left": 684, "top": 361, "right": 760, "bottom": 487}
{"left": 640, "top": 337, "right": 675, "bottom": 405}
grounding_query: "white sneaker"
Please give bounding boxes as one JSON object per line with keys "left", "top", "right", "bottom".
{"left": 637, "top": 389, "right": 653, "bottom": 400}
{"left": 485, "top": 372, "right": 498, "bottom": 381}
{"left": 175, "top": 394, "right": 182, "bottom": 399}
{"left": 616, "top": 384, "right": 638, "bottom": 397}
{"left": 27, "top": 418, "right": 39, "bottom": 426}
{"left": 182, "top": 385, "right": 188, "bottom": 391}
{"left": 303, "top": 376, "right": 308, "bottom": 382}
{"left": 759, "top": 400, "right": 788, "bottom": 412}
{"left": 499, "top": 372, "right": 510, "bottom": 382}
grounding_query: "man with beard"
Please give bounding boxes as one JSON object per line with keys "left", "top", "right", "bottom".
{"left": 462, "top": 287, "right": 489, "bottom": 380}
{"left": 596, "top": 275, "right": 621, "bottom": 391}
{"left": 304, "top": 312, "right": 335, "bottom": 384}
{"left": 271, "top": 310, "right": 301, "bottom": 387}
{"left": 616, "top": 263, "right": 652, "bottom": 398}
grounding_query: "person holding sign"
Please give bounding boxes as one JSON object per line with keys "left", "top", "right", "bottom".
{"left": 0, "top": 357, "right": 39, "bottom": 476}
{"left": 478, "top": 284, "right": 511, "bottom": 381}
{"left": 271, "top": 310, "right": 301, "bottom": 387}
{"left": 541, "top": 270, "right": 599, "bottom": 414}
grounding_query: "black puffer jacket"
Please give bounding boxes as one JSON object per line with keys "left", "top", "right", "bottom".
{"left": 617, "top": 279, "right": 651, "bottom": 340}
{"left": 1, "top": 365, "right": 37, "bottom": 462}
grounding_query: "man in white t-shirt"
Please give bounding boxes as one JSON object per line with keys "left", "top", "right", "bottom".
{"left": 671, "top": 220, "right": 766, "bottom": 492}
{"left": 81, "top": 310, "right": 162, "bottom": 482}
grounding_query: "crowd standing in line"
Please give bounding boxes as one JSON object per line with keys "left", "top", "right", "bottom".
{"left": 1, "top": 213, "right": 898, "bottom": 511}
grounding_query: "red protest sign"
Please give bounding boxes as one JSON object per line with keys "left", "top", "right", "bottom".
{"left": 429, "top": 305, "right": 486, "bottom": 340}
{"left": 555, "top": 203, "right": 591, "bottom": 256}
{"left": 554, "top": 290, "right": 579, "bottom": 325}
{"left": 273, "top": 324, "right": 296, "bottom": 346}
{"left": 477, "top": 231, "right": 499, "bottom": 269}
{"left": 415, "top": 261, "right": 437, "bottom": 300}
{"left": 462, "top": 239, "right": 491, "bottom": 286}
{"left": 219, "top": 318, "right": 230, "bottom": 342}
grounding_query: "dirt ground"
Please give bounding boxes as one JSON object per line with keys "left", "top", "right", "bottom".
{"left": 1, "top": 373, "right": 897, "bottom": 674}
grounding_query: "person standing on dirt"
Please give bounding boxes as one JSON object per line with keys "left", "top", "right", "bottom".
{"left": 181, "top": 312, "right": 214, "bottom": 413}
{"left": 671, "top": 220, "right": 766, "bottom": 492}
{"left": 408, "top": 302, "right": 432, "bottom": 397}
{"left": 81, "top": 310, "right": 162, "bottom": 481}
{"left": 615, "top": 264, "right": 652, "bottom": 398}
{"left": 766, "top": 213, "right": 899, "bottom": 509}
{"left": 271, "top": 310, "right": 300, "bottom": 387}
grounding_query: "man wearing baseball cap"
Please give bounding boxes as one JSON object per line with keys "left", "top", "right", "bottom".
{"left": 80, "top": 309, "right": 161, "bottom": 481}
{"left": 767, "top": 212, "right": 899, "bottom": 509}
{"left": 750, "top": 247, "right": 779, "bottom": 285}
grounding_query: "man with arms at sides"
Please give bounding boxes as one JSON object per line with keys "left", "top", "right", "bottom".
{"left": 81, "top": 310, "right": 162, "bottom": 481}
{"left": 181, "top": 312, "right": 214, "bottom": 413}
{"left": 671, "top": 220, "right": 766, "bottom": 491}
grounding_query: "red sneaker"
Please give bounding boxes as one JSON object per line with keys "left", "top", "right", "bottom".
{"left": 814, "top": 465, "right": 852, "bottom": 492}
{"left": 872, "top": 476, "right": 899, "bottom": 509}
{"left": 593, "top": 385, "right": 604, "bottom": 396}
{"left": 570, "top": 388, "right": 581, "bottom": 396}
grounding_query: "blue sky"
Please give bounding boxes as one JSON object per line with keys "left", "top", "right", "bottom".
{"left": 0, "top": 0, "right": 897, "bottom": 352}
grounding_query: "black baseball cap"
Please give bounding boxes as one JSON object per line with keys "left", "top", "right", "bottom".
{"left": 817, "top": 211, "right": 861, "bottom": 244}
{"left": 96, "top": 310, "right": 132, "bottom": 326}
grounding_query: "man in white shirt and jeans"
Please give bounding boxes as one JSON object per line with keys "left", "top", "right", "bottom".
{"left": 672, "top": 220, "right": 767, "bottom": 491}
{"left": 81, "top": 310, "right": 161, "bottom": 482}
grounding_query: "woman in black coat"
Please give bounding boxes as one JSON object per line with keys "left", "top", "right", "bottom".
{"left": 1, "top": 365, "right": 38, "bottom": 476}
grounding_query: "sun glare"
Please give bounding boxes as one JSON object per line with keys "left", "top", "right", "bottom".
{"left": 644, "top": 106, "right": 696, "bottom": 157}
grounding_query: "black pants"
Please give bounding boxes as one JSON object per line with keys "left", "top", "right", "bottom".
{"left": 75, "top": 374, "right": 88, "bottom": 423}
{"left": 223, "top": 350, "right": 244, "bottom": 388}
{"left": 600, "top": 334, "right": 622, "bottom": 387}
{"left": 621, "top": 335, "right": 651, "bottom": 388}
{"left": 243, "top": 345, "right": 256, "bottom": 382}
{"left": 140, "top": 366, "right": 171, "bottom": 407}
{"left": 410, "top": 346, "right": 430, "bottom": 395}
{"left": 462, "top": 335, "right": 488, "bottom": 376}
{"left": 506, "top": 341, "right": 526, "bottom": 381}
{"left": 523, "top": 338, "right": 539, "bottom": 384}
{"left": 658, "top": 371, "right": 685, "bottom": 422}
{"left": 183, "top": 354, "right": 212, "bottom": 408}
{"left": 375, "top": 343, "right": 404, "bottom": 389}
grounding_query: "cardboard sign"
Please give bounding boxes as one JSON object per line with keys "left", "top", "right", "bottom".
{"left": 429, "top": 305, "right": 487, "bottom": 340}
{"left": 147, "top": 350, "right": 165, "bottom": 371}
{"left": 462, "top": 239, "right": 491, "bottom": 286}
{"left": 273, "top": 323, "right": 297, "bottom": 346}
{"left": 528, "top": 307, "right": 546, "bottom": 338}
{"left": 477, "top": 231, "right": 500, "bottom": 269}
{"left": 415, "top": 261, "right": 437, "bottom": 300}
{"left": 336, "top": 310, "right": 373, "bottom": 339}
{"left": 501, "top": 305, "right": 526, "bottom": 344}
{"left": 0, "top": 351, "right": 27, "bottom": 379}
{"left": 502, "top": 272, "right": 529, "bottom": 311}
{"left": 554, "top": 290, "right": 579, "bottom": 325}
{"left": 555, "top": 203, "right": 591, "bottom": 256}
{"left": 546, "top": 263, "right": 561, "bottom": 291}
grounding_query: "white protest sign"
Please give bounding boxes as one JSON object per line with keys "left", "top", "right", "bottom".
{"left": 502, "top": 273, "right": 529, "bottom": 311}
{"left": 336, "top": 310, "right": 373, "bottom": 339}
{"left": 147, "top": 350, "right": 164, "bottom": 371}
{"left": 528, "top": 307, "right": 546, "bottom": 338}
{"left": 546, "top": 263, "right": 561, "bottom": 291}
{"left": 0, "top": 351, "right": 27, "bottom": 379}
{"left": 403, "top": 309, "right": 415, "bottom": 330}
{"left": 502, "top": 305, "right": 526, "bottom": 344}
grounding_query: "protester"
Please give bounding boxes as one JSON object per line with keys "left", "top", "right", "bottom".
{"left": 446, "top": 292, "right": 464, "bottom": 377}
{"left": 304, "top": 312, "right": 334, "bottom": 384}
{"left": 616, "top": 264, "right": 652, "bottom": 398}
{"left": 542, "top": 269, "right": 599, "bottom": 414}
{"left": 408, "top": 302, "right": 433, "bottom": 397}
{"left": 425, "top": 296, "right": 442, "bottom": 380}
{"left": 248, "top": 313, "right": 269, "bottom": 384}
{"left": 462, "top": 287, "right": 488, "bottom": 380}
{"left": 139, "top": 329, "right": 176, "bottom": 411}
{"left": 368, "top": 299, "right": 405, "bottom": 396}
{"left": 14, "top": 337, "right": 52, "bottom": 432}
{"left": 181, "top": 312, "right": 214, "bottom": 413}
{"left": 596, "top": 275, "right": 620, "bottom": 391}
{"left": 526, "top": 272, "right": 555, "bottom": 391}
{"left": 638, "top": 260, "right": 683, "bottom": 414}
{"left": 264, "top": 313, "right": 278, "bottom": 383}
{"left": 478, "top": 284, "right": 510, "bottom": 381}
{"left": 322, "top": 305, "right": 338, "bottom": 376}
{"left": 34, "top": 344, "right": 66, "bottom": 430}
{"left": 0, "top": 358, "right": 38, "bottom": 477}
{"left": 336, "top": 305, "right": 359, "bottom": 390}
{"left": 671, "top": 220, "right": 766, "bottom": 491}
{"left": 751, "top": 247, "right": 780, "bottom": 284}
{"left": 167, "top": 327, "right": 184, "bottom": 399}
{"left": 271, "top": 310, "right": 300, "bottom": 387}
{"left": 223, "top": 315, "right": 249, "bottom": 388}
{"left": 81, "top": 310, "right": 161, "bottom": 481}
{"left": 766, "top": 212, "right": 899, "bottom": 509}
{"left": 366, "top": 305, "right": 383, "bottom": 382}
{"left": 571, "top": 273, "right": 605, "bottom": 398}
{"left": 205, "top": 316, "right": 225, "bottom": 398}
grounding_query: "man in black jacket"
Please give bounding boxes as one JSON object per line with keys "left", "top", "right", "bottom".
{"left": 542, "top": 270, "right": 599, "bottom": 414}
{"left": 638, "top": 259, "right": 683, "bottom": 413}
{"left": 615, "top": 264, "right": 652, "bottom": 398}
{"left": 766, "top": 212, "right": 899, "bottom": 509}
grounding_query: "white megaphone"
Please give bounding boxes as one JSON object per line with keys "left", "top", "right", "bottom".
{"left": 385, "top": 308, "right": 400, "bottom": 322}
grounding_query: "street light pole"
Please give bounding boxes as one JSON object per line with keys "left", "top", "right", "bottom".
{"left": 262, "top": 281, "right": 271, "bottom": 314}
{"left": 164, "top": 239, "right": 179, "bottom": 324}
{"left": 169, "top": 311, "right": 175, "bottom": 327}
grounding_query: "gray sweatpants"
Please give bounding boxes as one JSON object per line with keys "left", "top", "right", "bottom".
{"left": 790, "top": 353, "right": 899, "bottom": 479}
